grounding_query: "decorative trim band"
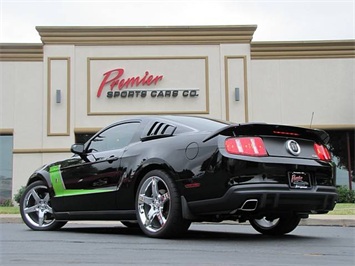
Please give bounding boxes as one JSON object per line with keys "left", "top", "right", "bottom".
{"left": 0, "top": 44, "right": 43, "bottom": 61}
{"left": 251, "top": 40, "right": 355, "bottom": 59}
{"left": 0, "top": 128, "right": 14, "bottom": 135}
{"left": 13, "top": 148, "right": 71, "bottom": 154}
{"left": 224, "top": 56, "right": 249, "bottom": 122}
{"left": 47, "top": 57, "right": 71, "bottom": 136}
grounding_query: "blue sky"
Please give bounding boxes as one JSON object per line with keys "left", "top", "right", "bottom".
{"left": 0, "top": 0, "right": 354, "bottom": 43}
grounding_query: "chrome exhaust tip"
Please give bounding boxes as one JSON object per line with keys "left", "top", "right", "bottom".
{"left": 239, "top": 199, "right": 258, "bottom": 211}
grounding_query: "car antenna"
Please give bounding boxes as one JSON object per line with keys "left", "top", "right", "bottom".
{"left": 309, "top": 112, "right": 314, "bottom": 128}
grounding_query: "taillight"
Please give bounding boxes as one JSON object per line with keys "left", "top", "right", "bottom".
{"left": 225, "top": 137, "right": 268, "bottom": 157}
{"left": 314, "top": 143, "right": 331, "bottom": 161}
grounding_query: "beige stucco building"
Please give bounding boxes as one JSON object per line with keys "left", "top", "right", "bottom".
{"left": 0, "top": 25, "right": 354, "bottom": 201}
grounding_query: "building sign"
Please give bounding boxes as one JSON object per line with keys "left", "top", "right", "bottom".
{"left": 96, "top": 68, "right": 199, "bottom": 99}
{"left": 97, "top": 68, "right": 164, "bottom": 97}
{"left": 88, "top": 57, "right": 209, "bottom": 115}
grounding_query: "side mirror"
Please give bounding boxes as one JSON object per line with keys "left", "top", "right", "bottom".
{"left": 71, "top": 144, "right": 85, "bottom": 155}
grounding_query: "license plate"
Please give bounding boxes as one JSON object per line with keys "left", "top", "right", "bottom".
{"left": 288, "top": 172, "right": 311, "bottom": 189}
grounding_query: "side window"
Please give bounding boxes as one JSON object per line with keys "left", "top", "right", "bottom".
{"left": 88, "top": 122, "right": 140, "bottom": 152}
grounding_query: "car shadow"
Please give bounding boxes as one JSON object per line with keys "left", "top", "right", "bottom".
{"left": 61, "top": 224, "right": 144, "bottom": 236}
{"left": 181, "top": 229, "right": 314, "bottom": 242}
{"left": 59, "top": 223, "right": 319, "bottom": 242}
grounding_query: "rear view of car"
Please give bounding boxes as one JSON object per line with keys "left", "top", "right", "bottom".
{"left": 186, "top": 123, "right": 337, "bottom": 235}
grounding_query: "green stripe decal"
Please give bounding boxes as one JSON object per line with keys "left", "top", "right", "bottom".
{"left": 49, "top": 165, "right": 112, "bottom": 197}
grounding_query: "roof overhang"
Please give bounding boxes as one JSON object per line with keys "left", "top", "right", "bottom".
{"left": 36, "top": 25, "right": 258, "bottom": 45}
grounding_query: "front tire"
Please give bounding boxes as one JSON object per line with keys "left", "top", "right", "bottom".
{"left": 249, "top": 215, "right": 301, "bottom": 235}
{"left": 136, "top": 170, "right": 191, "bottom": 238}
{"left": 20, "top": 180, "right": 67, "bottom": 231}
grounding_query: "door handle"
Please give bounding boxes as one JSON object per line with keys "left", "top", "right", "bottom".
{"left": 107, "top": 156, "right": 118, "bottom": 163}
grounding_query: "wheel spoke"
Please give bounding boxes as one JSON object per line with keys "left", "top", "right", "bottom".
{"left": 24, "top": 205, "right": 38, "bottom": 213}
{"left": 156, "top": 211, "right": 166, "bottom": 226}
{"left": 30, "top": 189, "right": 41, "bottom": 204}
{"left": 38, "top": 210, "right": 45, "bottom": 227}
{"left": 43, "top": 193, "right": 50, "bottom": 202}
{"left": 151, "top": 177, "right": 159, "bottom": 199}
{"left": 24, "top": 205, "right": 38, "bottom": 214}
{"left": 147, "top": 206, "right": 158, "bottom": 221}
{"left": 46, "top": 206, "right": 53, "bottom": 214}
{"left": 138, "top": 194, "right": 153, "bottom": 205}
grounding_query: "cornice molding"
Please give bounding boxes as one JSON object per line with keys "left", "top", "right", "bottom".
{"left": 0, "top": 128, "right": 14, "bottom": 135}
{"left": 251, "top": 40, "right": 355, "bottom": 59}
{"left": 13, "top": 148, "right": 71, "bottom": 154}
{"left": 0, "top": 43, "right": 43, "bottom": 61}
{"left": 36, "top": 25, "right": 258, "bottom": 45}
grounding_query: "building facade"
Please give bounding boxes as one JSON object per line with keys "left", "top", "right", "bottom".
{"left": 0, "top": 25, "right": 354, "bottom": 202}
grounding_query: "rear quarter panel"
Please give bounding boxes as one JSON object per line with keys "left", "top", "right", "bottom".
{"left": 117, "top": 132, "right": 219, "bottom": 207}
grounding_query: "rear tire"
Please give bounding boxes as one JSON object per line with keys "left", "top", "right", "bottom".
{"left": 136, "top": 170, "right": 191, "bottom": 238}
{"left": 249, "top": 215, "right": 301, "bottom": 235}
{"left": 20, "top": 180, "right": 67, "bottom": 231}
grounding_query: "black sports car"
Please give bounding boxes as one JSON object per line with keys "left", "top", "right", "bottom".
{"left": 20, "top": 116, "right": 337, "bottom": 238}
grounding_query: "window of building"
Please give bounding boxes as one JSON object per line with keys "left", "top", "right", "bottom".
{"left": 0, "top": 135, "right": 13, "bottom": 204}
{"left": 327, "top": 129, "right": 355, "bottom": 190}
{"left": 75, "top": 133, "right": 95, "bottom": 144}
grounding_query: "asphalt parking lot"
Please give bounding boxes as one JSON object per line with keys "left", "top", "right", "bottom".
{"left": 1, "top": 222, "right": 354, "bottom": 266}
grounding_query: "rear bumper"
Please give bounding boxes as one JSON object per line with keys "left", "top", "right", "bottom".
{"left": 187, "top": 184, "right": 337, "bottom": 216}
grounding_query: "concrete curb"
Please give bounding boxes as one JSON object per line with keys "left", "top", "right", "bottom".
{"left": 299, "top": 215, "right": 355, "bottom": 227}
{"left": 0, "top": 214, "right": 22, "bottom": 224}
{"left": 1, "top": 214, "right": 354, "bottom": 227}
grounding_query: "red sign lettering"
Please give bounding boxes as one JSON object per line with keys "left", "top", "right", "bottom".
{"left": 97, "top": 68, "right": 164, "bottom": 97}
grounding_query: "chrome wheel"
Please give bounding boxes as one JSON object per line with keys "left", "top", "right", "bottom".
{"left": 137, "top": 175, "right": 170, "bottom": 233}
{"left": 20, "top": 181, "right": 66, "bottom": 230}
{"left": 252, "top": 217, "right": 280, "bottom": 229}
{"left": 136, "top": 170, "right": 191, "bottom": 238}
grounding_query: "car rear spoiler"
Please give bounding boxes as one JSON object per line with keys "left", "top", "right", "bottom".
{"left": 203, "top": 123, "right": 330, "bottom": 144}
